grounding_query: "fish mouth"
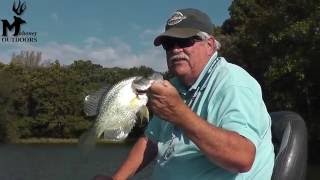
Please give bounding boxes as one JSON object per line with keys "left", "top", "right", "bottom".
{"left": 132, "top": 73, "right": 163, "bottom": 95}
{"left": 132, "top": 78, "right": 151, "bottom": 94}
{"left": 135, "top": 89, "right": 148, "bottom": 95}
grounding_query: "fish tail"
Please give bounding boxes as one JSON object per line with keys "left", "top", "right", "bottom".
{"left": 78, "top": 128, "right": 98, "bottom": 155}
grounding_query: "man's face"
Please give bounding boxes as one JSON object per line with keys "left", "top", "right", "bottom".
{"left": 162, "top": 37, "right": 214, "bottom": 85}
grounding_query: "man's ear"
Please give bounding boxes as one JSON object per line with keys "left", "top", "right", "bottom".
{"left": 206, "top": 37, "right": 216, "bottom": 55}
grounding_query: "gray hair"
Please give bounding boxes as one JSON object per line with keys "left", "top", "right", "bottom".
{"left": 196, "top": 31, "right": 221, "bottom": 50}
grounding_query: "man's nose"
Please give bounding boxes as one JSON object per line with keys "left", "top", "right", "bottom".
{"left": 171, "top": 43, "right": 183, "bottom": 52}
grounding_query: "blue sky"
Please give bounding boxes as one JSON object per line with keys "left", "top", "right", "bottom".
{"left": 0, "top": 0, "right": 232, "bottom": 72}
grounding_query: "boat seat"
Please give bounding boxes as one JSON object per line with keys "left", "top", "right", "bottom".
{"left": 270, "top": 111, "right": 308, "bottom": 180}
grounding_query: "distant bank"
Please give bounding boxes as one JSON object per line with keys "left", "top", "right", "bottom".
{"left": 10, "top": 138, "right": 137, "bottom": 144}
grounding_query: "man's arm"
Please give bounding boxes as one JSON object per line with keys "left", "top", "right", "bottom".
{"left": 94, "top": 136, "right": 158, "bottom": 180}
{"left": 148, "top": 81, "right": 255, "bottom": 173}
{"left": 174, "top": 110, "right": 255, "bottom": 172}
{"left": 112, "top": 136, "right": 158, "bottom": 179}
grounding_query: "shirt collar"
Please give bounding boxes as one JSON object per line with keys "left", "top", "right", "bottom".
{"left": 188, "top": 51, "right": 218, "bottom": 91}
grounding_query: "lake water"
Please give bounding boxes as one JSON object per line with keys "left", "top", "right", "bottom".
{"left": 2, "top": 144, "right": 320, "bottom": 180}
{"left": 0, "top": 144, "right": 153, "bottom": 180}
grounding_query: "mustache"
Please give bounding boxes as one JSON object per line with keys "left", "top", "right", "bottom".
{"left": 168, "top": 53, "right": 190, "bottom": 62}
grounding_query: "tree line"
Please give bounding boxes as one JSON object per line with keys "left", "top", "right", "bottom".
{"left": 0, "top": 58, "right": 154, "bottom": 142}
{"left": 0, "top": 0, "right": 319, "bottom": 163}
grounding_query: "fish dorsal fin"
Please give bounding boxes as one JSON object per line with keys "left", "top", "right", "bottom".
{"left": 83, "top": 85, "right": 111, "bottom": 116}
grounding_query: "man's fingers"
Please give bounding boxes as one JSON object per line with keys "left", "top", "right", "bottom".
{"left": 150, "top": 80, "right": 171, "bottom": 92}
{"left": 149, "top": 81, "right": 164, "bottom": 93}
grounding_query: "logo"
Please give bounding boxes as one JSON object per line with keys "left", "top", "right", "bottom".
{"left": 167, "top": 11, "right": 187, "bottom": 26}
{"left": 1, "top": 0, "right": 37, "bottom": 43}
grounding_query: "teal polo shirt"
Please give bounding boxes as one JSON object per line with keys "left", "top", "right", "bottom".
{"left": 145, "top": 53, "right": 274, "bottom": 180}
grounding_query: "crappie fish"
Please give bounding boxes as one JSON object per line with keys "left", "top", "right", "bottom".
{"left": 79, "top": 72, "right": 163, "bottom": 151}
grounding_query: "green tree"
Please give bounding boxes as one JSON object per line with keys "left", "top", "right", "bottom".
{"left": 1, "top": 55, "right": 157, "bottom": 140}
{"left": 224, "top": 0, "right": 320, "bottom": 162}
{"left": 0, "top": 68, "right": 20, "bottom": 142}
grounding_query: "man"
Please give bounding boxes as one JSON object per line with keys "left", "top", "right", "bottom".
{"left": 95, "top": 8, "right": 274, "bottom": 180}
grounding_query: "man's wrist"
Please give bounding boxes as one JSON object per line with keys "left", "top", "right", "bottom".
{"left": 173, "top": 103, "right": 193, "bottom": 126}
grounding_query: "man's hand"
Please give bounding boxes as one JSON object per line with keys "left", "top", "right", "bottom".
{"left": 147, "top": 80, "right": 189, "bottom": 124}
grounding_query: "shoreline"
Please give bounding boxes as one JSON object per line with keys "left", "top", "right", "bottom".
{"left": 9, "top": 138, "right": 137, "bottom": 144}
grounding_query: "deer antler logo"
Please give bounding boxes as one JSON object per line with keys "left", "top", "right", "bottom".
{"left": 1, "top": 0, "right": 27, "bottom": 36}
{"left": 12, "top": 0, "right": 27, "bottom": 16}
